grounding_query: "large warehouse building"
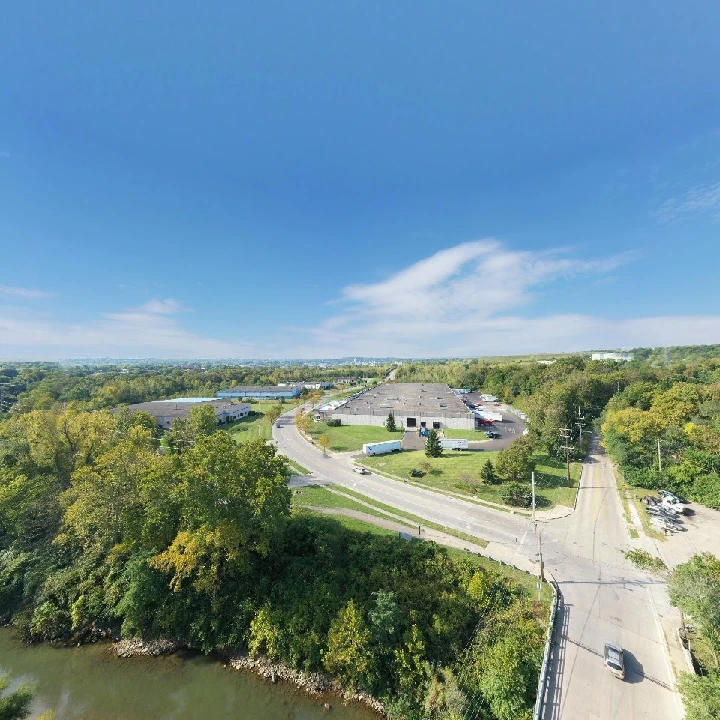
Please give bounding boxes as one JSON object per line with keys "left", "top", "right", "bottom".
{"left": 216, "top": 385, "right": 302, "bottom": 400}
{"left": 330, "top": 383, "right": 476, "bottom": 430}
{"left": 119, "top": 398, "right": 251, "bottom": 429}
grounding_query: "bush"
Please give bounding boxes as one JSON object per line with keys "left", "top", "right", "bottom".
{"left": 623, "top": 549, "right": 667, "bottom": 574}
{"left": 499, "top": 482, "right": 532, "bottom": 508}
{"left": 326, "top": 419, "right": 342, "bottom": 427}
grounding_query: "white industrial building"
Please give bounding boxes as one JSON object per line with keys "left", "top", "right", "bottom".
{"left": 329, "top": 383, "right": 476, "bottom": 430}
{"left": 591, "top": 352, "right": 634, "bottom": 362}
{"left": 117, "top": 398, "right": 251, "bottom": 430}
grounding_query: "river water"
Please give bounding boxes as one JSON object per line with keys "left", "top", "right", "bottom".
{"left": 0, "top": 630, "right": 376, "bottom": 720}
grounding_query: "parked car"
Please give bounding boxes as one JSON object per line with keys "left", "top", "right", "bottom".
{"left": 659, "top": 489, "right": 688, "bottom": 504}
{"left": 353, "top": 466, "right": 369, "bottom": 474}
{"left": 603, "top": 643, "right": 625, "bottom": 680}
{"left": 275, "top": 423, "right": 282, "bottom": 428}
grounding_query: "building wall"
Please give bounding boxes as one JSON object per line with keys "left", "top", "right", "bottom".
{"left": 217, "top": 388, "right": 301, "bottom": 399}
{"left": 331, "top": 412, "right": 475, "bottom": 430}
{"left": 216, "top": 403, "right": 251, "bottom": 423}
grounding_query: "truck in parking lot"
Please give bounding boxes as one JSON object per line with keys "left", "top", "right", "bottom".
{"left": 363, "top": 439, "right": 402, "bottom": 456}
{"left": 440, "top": 438, "right": 469, "bottom": 451}
{"left": 477, "top": 410, "right": 503, "bottom": 422}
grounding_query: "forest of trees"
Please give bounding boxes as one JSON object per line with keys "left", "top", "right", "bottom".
{"left": 0, "top": 405, "right": 547, "bottom": 720}
{"left": 0, "top": 362, "right": 388, "bottom": 414}
{"left": 601, "top": 363, "right": 720, "bottom": 508}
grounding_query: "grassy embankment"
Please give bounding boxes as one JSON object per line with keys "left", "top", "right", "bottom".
{"left": 612, "top": 467, "right": 666, "bottom": 541}
{"left": 293, "top": 484, "right": 489, "bottom": 547}
{"left": 291, "top": 485, "right": 551, "bottom": 601}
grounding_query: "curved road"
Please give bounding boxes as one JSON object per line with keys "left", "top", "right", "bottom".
{"left": 274, "top": 411, "right": 682, "bottom": 720}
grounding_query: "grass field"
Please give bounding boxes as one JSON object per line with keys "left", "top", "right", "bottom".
{"left": 336, "top": 485, "right": 489, "bottom": 547}
{"left": 292, "top": 485, "right": 413, "bottom": 526}
{"left": 308, "top": 422, "right": 403, "bottom": 452}
{"left": 363, "top": 449, "right": 581, "bottom": 508}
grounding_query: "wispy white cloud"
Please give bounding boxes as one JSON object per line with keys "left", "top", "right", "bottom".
{"left": 0, "top": 299, "right": 253, "bottom": 360}
{"left": 135, "top": 298, "right": 185, "bottom": 315}
{"left": 284, "top": 241, "right": 719, "bottom": 357}
{"left": 0, "top": 151, "right": 9, "bottom": 158}
{"left": 655, "top": 180, "right": 720, "bottom": 223}
{"left": 0, "top": 285, "right": 51, "bottom": 299}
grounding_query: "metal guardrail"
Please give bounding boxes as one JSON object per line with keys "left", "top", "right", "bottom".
{"left": 533, "top": 580, "right": 560, "bottom": 720}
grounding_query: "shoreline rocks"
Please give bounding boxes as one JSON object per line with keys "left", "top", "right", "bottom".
{"left": 110, "top": 638, "right": 385, "bottom": 715}
{"left": 228, "top": 654, "right": 385, "bottom": 716}
{"left": 113, "top": 638, "right": 180, "bottom": 657}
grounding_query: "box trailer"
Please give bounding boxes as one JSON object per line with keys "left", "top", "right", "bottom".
{"left": 440, "top": 438, "right": 469, "bottom": 451}
{"left": 363, "top": 439, "right": 402, "bottom": 456}
{"left": 478, "top": 411, "right": 503, "bottom": 422}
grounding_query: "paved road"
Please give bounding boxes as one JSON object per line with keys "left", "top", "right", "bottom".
{"left": 541, "top": 441, "right": 681, "bottom": 719}
{"left": 274, "top": 413, "right": 682, "bottom": 720}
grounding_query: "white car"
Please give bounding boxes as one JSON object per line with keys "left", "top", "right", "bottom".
{"left": 353, "top": 466, "right": 369, "bottom": 474}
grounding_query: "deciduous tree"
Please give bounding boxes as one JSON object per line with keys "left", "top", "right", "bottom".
{"left": 324, "top": 600, "right": 375, "bottom": 689}
{"left": 494, "top": 437, "right": 535, "bottom": 483}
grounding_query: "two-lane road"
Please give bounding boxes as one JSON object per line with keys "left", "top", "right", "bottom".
{"left": 542, "top": 440, "right": 680, "bottom": 719}
{"left": 274, "top": 413, "right": 682, "bottom": 720}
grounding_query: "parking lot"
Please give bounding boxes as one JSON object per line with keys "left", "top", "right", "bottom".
{"left": 655, "top": 501, "right": 720, "bottom": 568}
{"left": 458, "top": 392, "right": 527, "bottom": 450}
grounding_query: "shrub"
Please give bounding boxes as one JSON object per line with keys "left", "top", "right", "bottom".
{"left": 326, "top": 419, "right": 342, "bottom": 427}
{"left": 499, "top": 482, "right": 532, "bottom": 508}
{"left": 623, "top": 549, "right": 667, "bottom": 574}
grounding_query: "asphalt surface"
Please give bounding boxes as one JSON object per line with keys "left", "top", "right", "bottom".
{"left": 274, "top": 411, "right": 683, "bottom": 720}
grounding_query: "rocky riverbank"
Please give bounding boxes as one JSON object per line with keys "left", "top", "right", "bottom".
{"left": 113, "top": 638, "right": 181, "bottom": 657}
{"left": 111, "top": 638, "right": 384, "bottom": 715}
{"left": 229, "top": 654, "right": 385, "bottom": 716}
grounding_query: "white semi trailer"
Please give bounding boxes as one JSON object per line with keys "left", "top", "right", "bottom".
{"left": 440, "top": 438, "right": 469, "bottom": 450}
{"left": 363, "top": 439, "right": 402, "bottom": 456}
{"left": 477, "top": 411, "right": 503, "bottom": 422}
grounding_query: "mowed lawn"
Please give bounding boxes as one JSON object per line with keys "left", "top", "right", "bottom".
{"left": 363, "top": 448, "right": 581, "bottom": 508}
{"left": 308, "top": 422, "right": 403, "bottom": 452}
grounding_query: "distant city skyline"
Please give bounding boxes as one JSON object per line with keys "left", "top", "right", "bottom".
{"left": 2, "top": 1, "right": 720, "bottom": 359}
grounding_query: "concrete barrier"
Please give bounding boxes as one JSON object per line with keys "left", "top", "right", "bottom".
{"left": 533, "top": 578, "right": 561, "bottom": 720}
{"left": 677, "top": 628, "right": 697, "bottom": 675}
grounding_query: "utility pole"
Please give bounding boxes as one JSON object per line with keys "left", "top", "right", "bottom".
{"left": 559, "top": 428, "right": 574, "bottom": 488}
{"left": 575, "top": 406, "right": 585, "bottom": 457}
{"left": 531, "top": 470, "right": 544, "bottom": 594}
{"left": 657, "top": 437, "right": 662, "bottom": 474}
{"left": 531, "top": 471, "right": 536, "bottom": 525}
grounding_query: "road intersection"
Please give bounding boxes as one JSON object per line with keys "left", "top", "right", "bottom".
{"left": 274, "top": 411, "right": 683, "bottom": 720}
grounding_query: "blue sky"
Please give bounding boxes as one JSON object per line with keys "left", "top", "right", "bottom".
{"left": 2, "top": 0, "right": 720, "bottom": 359}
